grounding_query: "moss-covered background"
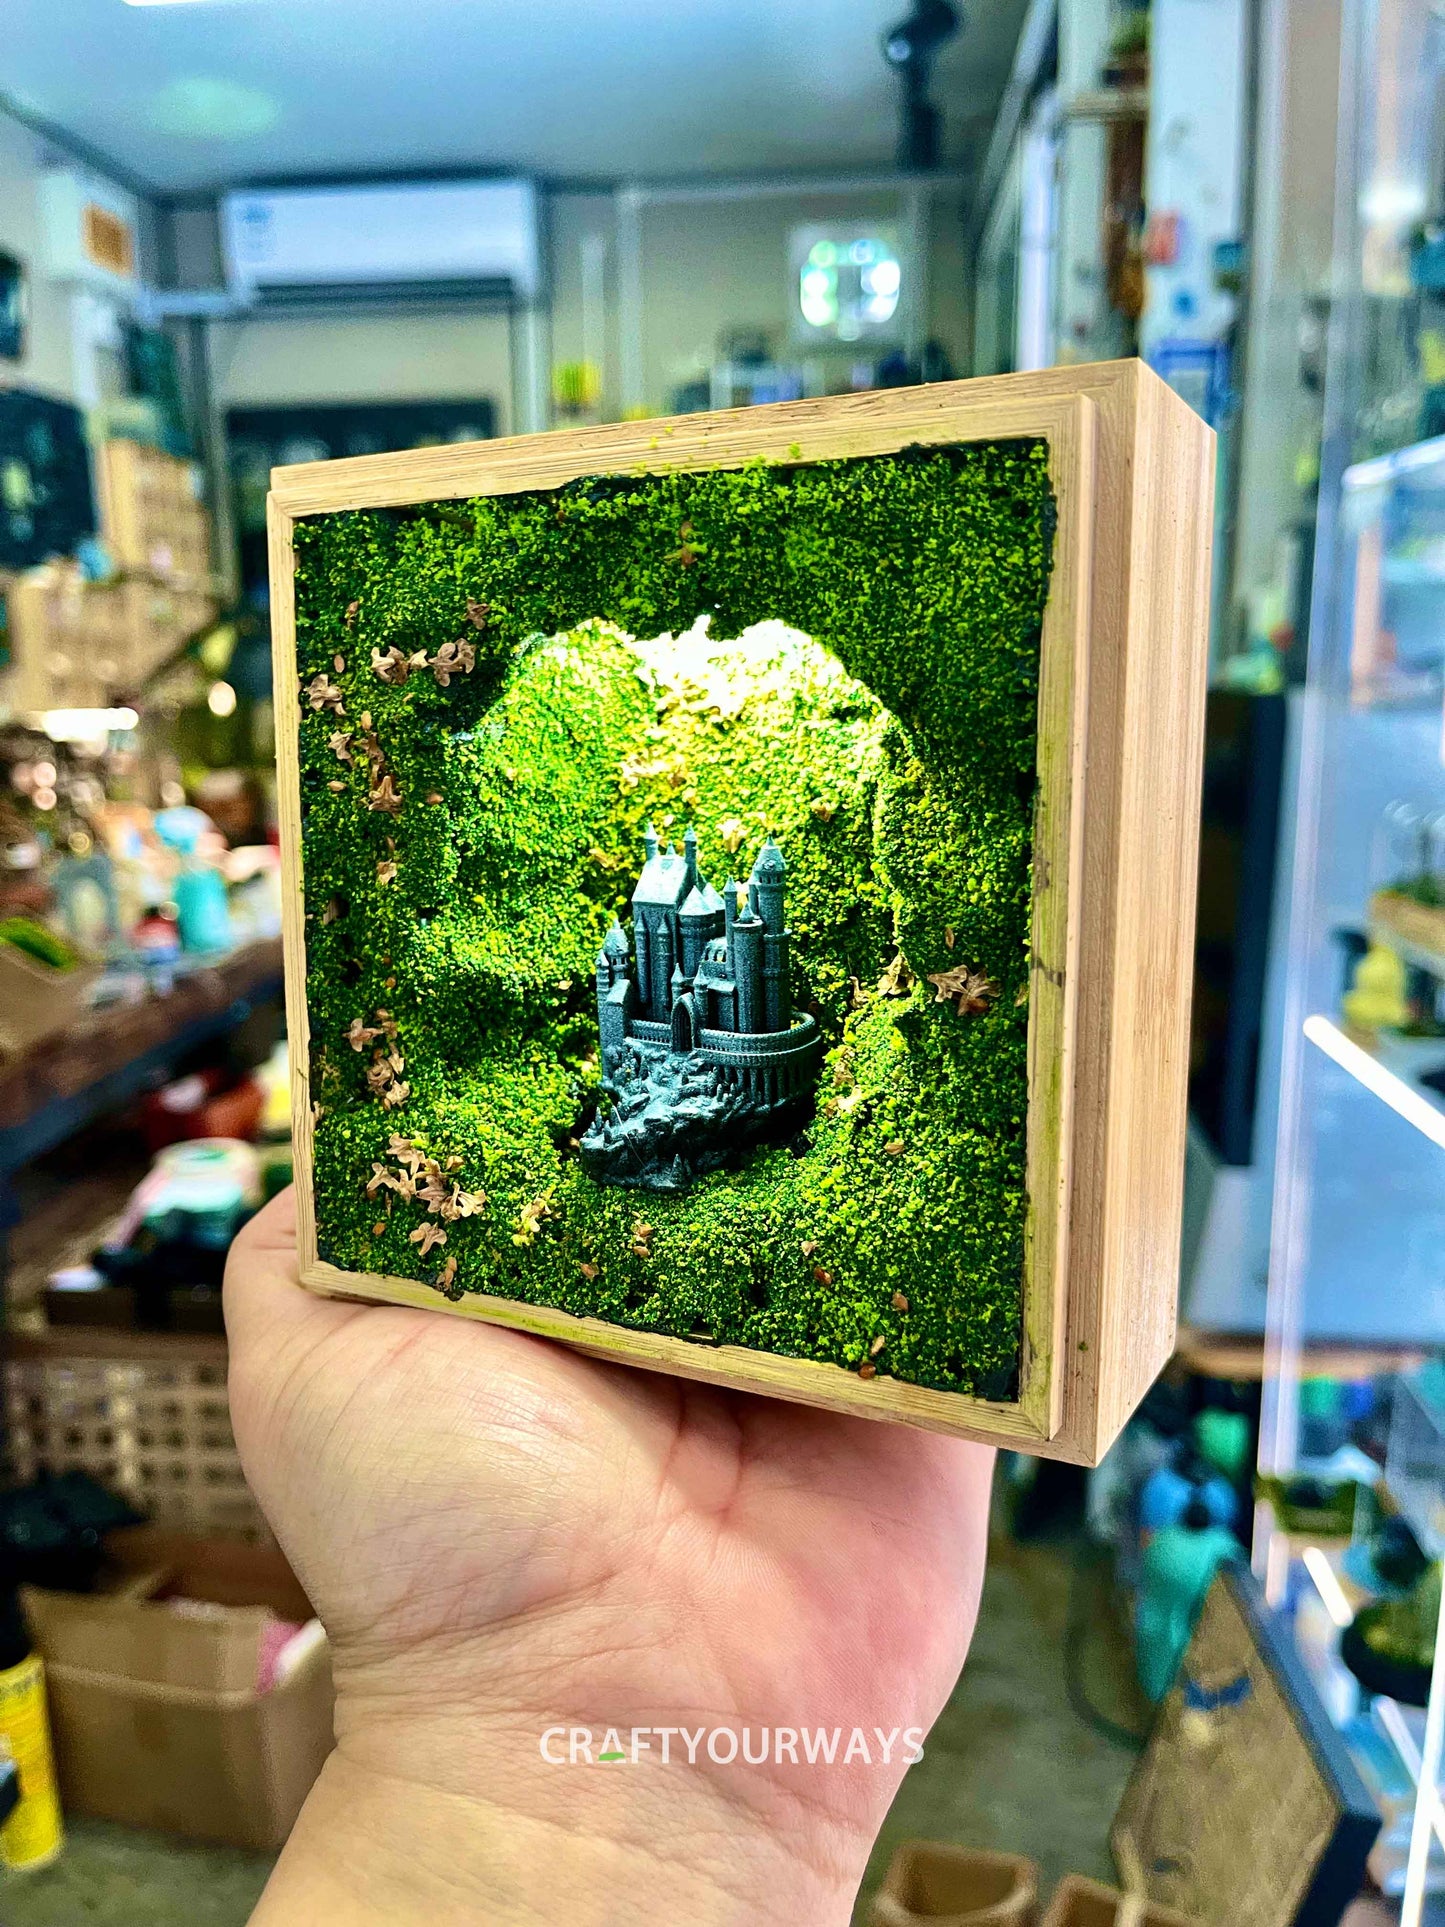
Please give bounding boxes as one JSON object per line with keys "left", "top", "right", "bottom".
{"left": 292, "top": 441, "right": 1054, "bottom": 1399}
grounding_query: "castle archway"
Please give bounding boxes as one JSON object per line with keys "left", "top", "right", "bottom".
{"left": 671, "top": 994, "right": 698, "bottom": 1054}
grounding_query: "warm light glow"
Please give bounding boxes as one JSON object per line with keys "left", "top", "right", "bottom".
{"left": 1303, "top": 1014, "right": 1445, "bottom": 1151}
{"left": 207, "top": 680, "right": 238, "bottom": 718}
{"left": 39, "top": 707, "right": 139, "bottom": 742}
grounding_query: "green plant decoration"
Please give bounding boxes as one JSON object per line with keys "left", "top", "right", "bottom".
{"left": 293, "top": 440, "right": 1054, "bottom": 1399}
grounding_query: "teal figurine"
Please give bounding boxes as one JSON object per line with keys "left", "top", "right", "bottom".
{"left": 581, "top": 826, "right": 823, "bottom": 1192}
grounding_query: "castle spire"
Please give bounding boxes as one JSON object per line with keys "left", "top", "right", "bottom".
{"left": 643, "top": 822, "right": 659, "bottom": 861}
{"left": 602, "top": 917, "right": 629, "bottom": 963}
{"left": 683, "top": 824, "right": 698, "bottom": 892}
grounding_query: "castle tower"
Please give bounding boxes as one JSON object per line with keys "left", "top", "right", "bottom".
{"left": 596, "top": 918, "right": 633, "bottom": 1078}
{"left": 750, "top": 839, "right": 790, "bottom": 1031}
{"left": 731, "top": 900, "right": 764, "bottom": 1035}
{"left": 751, "top": 838, "right": 785, "bottom": 933}
{"left": 643, "top": 822, "right": 659, "bottom": 862}
{"left": 654, "top": 915, "right": 676, "bottom": 1015}
{"left": 683, "top": 825, "right": 699, "bottom": 894}
{"left": 596, "top": 916, "right": 629, "bottom": 989}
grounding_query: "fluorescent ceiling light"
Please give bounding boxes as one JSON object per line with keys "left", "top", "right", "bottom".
{"left": 39, "top": 707, "right": 139, "bottom": 740}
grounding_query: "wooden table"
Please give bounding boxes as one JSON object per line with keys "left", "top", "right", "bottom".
{"left": 0, "top": 937, "right": 283, "bottom": 1176}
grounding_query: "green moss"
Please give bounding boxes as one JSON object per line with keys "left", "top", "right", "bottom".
{"left": 294, "top": 441, "right": 1054, "bottom": 1398}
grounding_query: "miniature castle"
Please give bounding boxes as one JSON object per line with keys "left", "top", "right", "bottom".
{"left": 583, "top": 826, "right": 823, "bottom": 1188}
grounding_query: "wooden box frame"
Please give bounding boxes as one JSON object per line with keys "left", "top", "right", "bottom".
{"left": 268, "top": 361, "right": 1214, "bottom": 1465}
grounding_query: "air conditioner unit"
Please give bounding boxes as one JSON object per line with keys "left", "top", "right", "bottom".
{"left": 221, "top": 180, "right": 541, "bottom": 308}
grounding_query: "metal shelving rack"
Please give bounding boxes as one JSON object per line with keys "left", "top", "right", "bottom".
{"left": 1256, "top": 0, "right": 1445, "bottom": 1918}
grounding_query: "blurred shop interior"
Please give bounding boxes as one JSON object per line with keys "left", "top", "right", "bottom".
{"left": 0, "top": 0, "right": 1444, "bottom": 1922}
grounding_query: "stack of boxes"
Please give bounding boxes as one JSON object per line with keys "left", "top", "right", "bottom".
{"left": 0, "top": 439, "right": 219, "bottom": 717}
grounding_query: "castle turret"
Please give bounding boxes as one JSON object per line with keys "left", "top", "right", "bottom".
{"left": 751, "top": 838, "right": 785, "bottom": 933}
{"left": 731, "top": 904, "right": 764, "bottom": 1035}
{"left": 655, "top": 915, "right": 675, "bottom": 1014}
{"left": 596, "top": 918, "right": 634, "bottom": 1078}
{"left": 750, "top": 839, "right": 789, "bottom": 1030}
{"left": 683, "top": 825, "right": 699, "bottom": 894}
{"left": 643, "top": 822, "right": 659, "bottom": 862}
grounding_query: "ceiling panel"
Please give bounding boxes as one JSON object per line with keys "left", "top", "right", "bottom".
{"left": 1, "top": 0, "right": 1025, "bottom": 194}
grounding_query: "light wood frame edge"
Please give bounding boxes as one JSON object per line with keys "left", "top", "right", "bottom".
{"left": 268, "top": 381, "right": 1097, "bottom": 1454}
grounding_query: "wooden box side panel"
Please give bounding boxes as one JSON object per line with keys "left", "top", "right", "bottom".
{"left": 1093, "top": 367, "right": 1216, "bottom": 1453}
{"left": 268, "top": 367, "right": 1171, "bottom": 1462}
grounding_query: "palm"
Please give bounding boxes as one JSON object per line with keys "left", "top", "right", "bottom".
{"left": 226, "top": 1190, "right": 992, "bottom": 1853}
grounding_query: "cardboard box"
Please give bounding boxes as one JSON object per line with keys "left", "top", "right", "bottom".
{"left": 22, "top": 1527, "right": 333, "bottom": 1850}
{"left": 96, "top": 439, "right": 213, "bottom": 584}
{"left": 1041, "top": 1878, "right": 1195, "bottom": 1927}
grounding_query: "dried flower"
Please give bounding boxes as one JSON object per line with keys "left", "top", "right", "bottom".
{"left": 810, "top": 798, "right": 836, "bottom": 822}
{"left": 370, "top": 646, "right": 413, "bottom": 685}
{"left": 924, "top": 965, "right": 998, "bottom": 1018}
{"left": 376, "top": 858, "right": 398, "bottom": 885}
{"left": 327, "top": 779, "right": 347, "bottom": 792}
{"left": 719, "top": 817, "right": 745, "bottom": 855}
{"left": 321, "top": 897, "right": 343, "bottom": 925}
{"left": 425, "top": 792, "right": 443, "bottom": 805}
{"left": 368, "top": 774, "right": 403, "bottom": 814}
{"left": 305, "top": 674, "right": 344, "bottom": 713}
{"left": 465, "top": 598, "right": 491, "bottom": 631}
{"left": 346, "top": 1017, "right": 382, "bottom": 1051}
{"left": 579, "top": 1260, "right": 600, "bottom": 1280}
{"left": 436, "top": 1255, "right": 458, "bottom": 1290}
{"left": 430, "top": 638, "right": 476, "bottom": 687}
{"left": 344, "top": 600, "right": 360, "bottom": 627}
{"left": 812, "top": 1265, "right": 834, "bottom": 1287}
{"left": 667, "top": 520, "right": 706, "bottom": 568}
{"left": 381, "top": 1080, "right": 410, "bottom": 1110}
{"left": 409, "top": 1222, "right": 447, "bottom": 1257}
{"left": 891, "top": 1291, "right": 909, "bottom": 1312}
{"left": 869, "top": 1334, "right": 886, "bottom": 1357}
{"left": 372, "top": 1222, "right": 386, "bottom": 1237}
{"left": 877, "top": 952, "right": 916, "bottom": 999}
{"left": 328, "top": 730, "right": 353, "bottom": 763}
{"left": 513, "top": 1193, "right": 557, "bottom": 1247}
{"left": 333, "top": 653, "right": 346, "bottom": 673}
{"left": 858, "top": 1361, "right": 877, "bottom": 1381}
{"left": 885, "top": 1139, "right": 904, "bottom": 1157}
{"left": 800, "top": 1239, "right": 819, "bottom": 1257}
{"left": 943, "top": 926, "right": 956, "bottom": 951}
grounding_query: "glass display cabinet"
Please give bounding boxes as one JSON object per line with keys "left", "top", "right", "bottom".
{"left": 1256, "top": 0, "right": 1445, "bottom": 1918}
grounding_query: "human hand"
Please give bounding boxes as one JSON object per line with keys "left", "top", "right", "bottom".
{"left": 225, "top": 1189, "right": 993, "bottom": 1925}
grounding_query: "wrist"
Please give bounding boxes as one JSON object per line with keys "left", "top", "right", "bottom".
{"left": 257, "top": 1701, "right": 866, "bottom": 1926}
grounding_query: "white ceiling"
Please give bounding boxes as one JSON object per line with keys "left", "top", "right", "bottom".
{"left": 1, "top": 0, "right": 1025, "bottom": 197}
